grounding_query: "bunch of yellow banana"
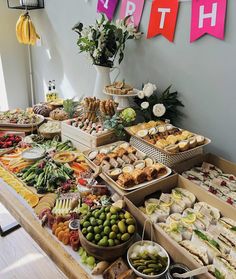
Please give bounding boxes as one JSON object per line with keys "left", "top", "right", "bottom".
{"left": 16, "top": 12, "right": 40, "bottom": 45}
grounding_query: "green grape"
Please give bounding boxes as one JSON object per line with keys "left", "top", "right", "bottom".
{"left": 78, "top": 247, "right": 84, "bottom": 256}
{"left": 86, "top": 256, "right": 96, "bottom": 267}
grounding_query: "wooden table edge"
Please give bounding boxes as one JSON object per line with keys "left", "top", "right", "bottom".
{"left": 0, "top": 185, "right": 91, "bottom": 279}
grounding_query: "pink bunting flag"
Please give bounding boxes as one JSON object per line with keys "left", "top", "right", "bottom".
{"left": 190, "top": 0, "right": 227, "bottom": 42}
{"left": 119, "top": 0, "right": 145, "bottom": 28}
{"left": 97, "top": 0, "right": 119, "bottom": 20}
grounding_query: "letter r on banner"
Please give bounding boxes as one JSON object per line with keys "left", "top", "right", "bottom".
{"left": 190, "top": 0, "right": 227, "bottom": 42}
{"left": 147, "top": 0, "right": 179, "bottom": 42}
{"left": 119, "top": 0, "right": 145, "bottom": 28}
{"left": 97, "top": 0, "right": 119, "bottom": 20}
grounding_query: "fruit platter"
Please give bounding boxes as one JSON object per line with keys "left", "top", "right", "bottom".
{"left": 84, "top": 141, "right": 171, "bottom": 191}
{"left": 182, "top": 161, "right": 236, "bottom": 207}
{"left": 0, "top": 109, "right": 44, "bottom": 128}
{"left": 126, "top": 123, "right": 211, "bottom": 155}
{"left": 132, "top": 183, "right": 236, "bottom": 278}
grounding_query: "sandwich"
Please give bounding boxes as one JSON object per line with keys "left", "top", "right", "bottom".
{"left": 179, "top": 240, "right": 209, "bottom": 266}
{"left": 171, "top": 188, "right": 196, "bottom": 208}
{"left": 191, "top": 230, "right": 222, "bottom": 263}
{"left": 193, "top": 202, "right": 221, "bottom": 222}
{"left": 210, "top": 255, "right": 236, "bottom": 279}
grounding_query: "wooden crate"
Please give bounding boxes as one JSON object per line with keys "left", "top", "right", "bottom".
{"left": 61, "top": 120, "right": 117, "bottom": 149}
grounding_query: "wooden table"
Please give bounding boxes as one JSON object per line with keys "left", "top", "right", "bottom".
{"left": 0, "top": 182, "right": 91, "bottom": 279}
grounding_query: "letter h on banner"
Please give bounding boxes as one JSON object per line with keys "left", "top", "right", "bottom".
{"left": 190, "top": 0, "right": 227, "bottom": 42}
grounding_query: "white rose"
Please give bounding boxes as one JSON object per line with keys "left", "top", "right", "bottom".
{"left": 141, "top": 102, "right": 149, "bottom": 109}
{"left": 143, "top": 83, "right": 157, "bottom": 98}
{"left": 153, "top": 104, "right": 166, "bottom": 117}
{"left": 138, "top": 91, "right": 145, "bottom": 99}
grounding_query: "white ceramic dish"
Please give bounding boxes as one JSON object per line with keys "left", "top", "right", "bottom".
{"left": 127, "top": 240, "right": 170, "bottom": 279}
{"left": 22, "top": 147, "right": 45, "bottom": 161}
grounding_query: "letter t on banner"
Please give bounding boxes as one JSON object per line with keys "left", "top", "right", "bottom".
{"left": 119, "top": 0, "right": 145, "bottom": 28}
{"left": 190, "top": 0, "right": 227, "bottom": 42}
{"left": 147, "top": 0, "right": 179, "bottom": 42}
{"left": 97, "top": 0, "right": 119, "bottom": 20}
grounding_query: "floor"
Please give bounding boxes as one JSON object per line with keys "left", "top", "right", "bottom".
{"left": 0, "top": 203, "right": 67, "bottom": 279}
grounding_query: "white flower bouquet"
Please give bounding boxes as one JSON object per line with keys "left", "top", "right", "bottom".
{"left": 134, "top": 83, "right": 184, "bottom": 123}
{"left": 72, "top": 14, "right": 141, "bottom": 68}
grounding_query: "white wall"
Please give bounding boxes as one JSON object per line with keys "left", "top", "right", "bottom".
{"left": 31, "top": 0, "right": 236, "bottom": 162}
{"left": 0, "top": 1, "right": 29, "bottom": 109}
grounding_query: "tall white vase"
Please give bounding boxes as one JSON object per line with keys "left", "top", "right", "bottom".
{"left": 93, "top": 65, "right": 112, "bottom": 100}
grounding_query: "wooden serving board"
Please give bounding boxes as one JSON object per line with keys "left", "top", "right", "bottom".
{"left": 0, "top": 181, "right": 91, "bottom": 279}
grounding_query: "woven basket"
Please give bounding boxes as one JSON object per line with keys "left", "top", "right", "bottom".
{"left": 130, "top": 136, "right": 204, "bottom": 167}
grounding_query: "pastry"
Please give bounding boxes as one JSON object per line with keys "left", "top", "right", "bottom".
{"left": 33, "top": 103, "right": 53, "bottom": 117}
{"left": 144, "top": 166, "right": 158, "bottom": 181}
{"left": 181, "top": 130, "right": 193, "bottom": 139}
{"left": 165, "top": 144, "right": 179, "bottom": 154}
{"left": 178, "top": 140, "right": 190, "bottom": 152}
{"left": 155, "top": 139, "right": 169, "bottom": 149}
{"left": 49, "top": 108, "right": 68, "bottom": 121}
{"left": 132, "top": 169, "right": 147, "bottom": 184}
{"left": 105, "top": 81, "right": 133, "bottom": 95}
{"left": 166, "top": 135, "right": 178, "bottom": 145}
{"left": 103, "top": 258, "right": 129, "bottom": 279}
{"left": 196, "top": 135, "right": 205, "bottom": 145}
{"left": 189, "top": 136, "right": 197, "bottom": 148}
{"left": 117, "top": 173, "right": 135, "bottom": 188}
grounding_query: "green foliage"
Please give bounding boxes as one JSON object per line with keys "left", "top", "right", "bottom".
{"left": 104, "top": 112, "right": 135, "bottom": 139}
{"left": 72, "top": 14, "right": 141, "bottom": 68}
{"left": 63, "top": 96, "right": 83, "bottom": 119}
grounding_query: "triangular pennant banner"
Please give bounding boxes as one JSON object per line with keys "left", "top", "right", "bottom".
{"left": 190, "top": 0, "right": 227, "bottom": 42}
{"left": 119, "top": 0, "right": 146, "bottom": 28}
{"left": 147, "top": 0, "right": 179, "bottom": 42}
{"left": 97, "top": 0, "right": 119, "bottom": 20}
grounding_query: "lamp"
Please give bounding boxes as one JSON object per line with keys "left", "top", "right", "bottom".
{"left": 7, "top": 0, "right": 44, "bottom": 10}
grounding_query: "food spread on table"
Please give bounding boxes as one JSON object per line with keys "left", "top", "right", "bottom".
{"left": 87, "top": 142, "right": 170, "bottom": 190}
{"left": 182, "top": 162, "right": 236, "bottom": 207}
{"left": 0, "top": 104, "right": 234, "bottom": 279}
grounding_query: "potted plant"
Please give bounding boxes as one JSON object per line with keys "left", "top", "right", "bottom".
{"left": 72, "top": 14, "right": 141, "bottom": 99}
